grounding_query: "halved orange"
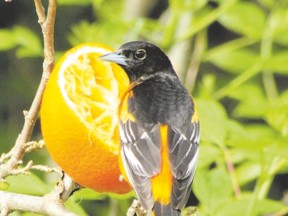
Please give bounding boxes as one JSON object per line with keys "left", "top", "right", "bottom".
{"left": 40, "top": 43, "right": 131, "bottom": 194}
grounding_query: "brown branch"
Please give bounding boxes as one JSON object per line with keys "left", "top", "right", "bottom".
{"left": 0, "top": 1, "right": 78, "bottom": 215}
{"left": 34, "top": 0, "right": 46, "bottom": 25}
{"left": 0, "top": 0, "right": 56, "bottom": 179}
{"left": 0, "top": 174, "right": 78, "bottom": 216}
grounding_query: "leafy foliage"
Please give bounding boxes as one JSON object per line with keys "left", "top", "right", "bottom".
{"left": 1, "top": 0, "right": 288, "bottom": 215}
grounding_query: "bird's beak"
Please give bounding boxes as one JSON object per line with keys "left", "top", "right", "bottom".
{"left": 99, "top": 51, "right": 128, "bottom": 66}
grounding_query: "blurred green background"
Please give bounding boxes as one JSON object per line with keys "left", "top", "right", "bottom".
{"left": 1, "top": 0, "right": 288, "bottom": 215}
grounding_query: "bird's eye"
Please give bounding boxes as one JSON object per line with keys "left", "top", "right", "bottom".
{"left": 134, "top": 49, "right": 147, "bottom": 60}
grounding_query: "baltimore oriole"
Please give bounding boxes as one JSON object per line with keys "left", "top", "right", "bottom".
{"left": 100, "top": 41, "right": 200, "bottom": 216}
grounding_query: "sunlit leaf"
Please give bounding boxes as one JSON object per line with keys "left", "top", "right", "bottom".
{"left": 13, "top": 26, "right": 42, "bottom": 58}
{"left": 68, "top": 21, "right": 101, "bottom": 45}
{"left": 266, "top": 90, "right": 288, "bottom": 136}
{"left": 196, "top": 99, "right": 228, "bottom": 145}
{"left": 67, "top": 20, "right": 131, "bottom": 47}
{"left": 194, "top": 167, "right": 233, "bottom": 214}
{"left": 218, "top": 2, "right": 266, "bottom": 38}
{"left": 73, "top": 188, "right": 107, "bottom": 201}
{"left": 197, "top": 73, "right": 217, "bottom": 99}
{"left": 215, "top": 195, "right": 284, "bottom": 216}
{"left": 235, "top": 161, "right": 261, "bottom": 185}
{"left": 269, "top": 8, "right": 288, "bottom": 36}
{"left": 228, "top": 124, "right": 277, "bottom": 149}
{"left": 265, "top": 139, "right": 288, "bottom": 158}
{"left": 0, "top": 29, "right": 16, "bottom": 50}
{"left": 205, "top": 48, "right": 259, "bottom": 74}
{"left": 229, "top": 84, "right": 268, "bottom": 118}
{"left": 264, "top": 51, "right": 288, "bottom": 74}
{"left": 22, "top": 212, "right": 43, "bottom": 216}
{"left": 58, "top": 0, "right": 92, "bottom": 5}
{"left": 5, "top": 173, "right": 51, "bottom": 196}
{"left": 197, "top": 144, "right": 222, "bottom": 169}
{"left": 65, "top": 198, "right": 88, "bottom": 216}
{"left": 0, "top": 181, "right": 9, "bottom": 190}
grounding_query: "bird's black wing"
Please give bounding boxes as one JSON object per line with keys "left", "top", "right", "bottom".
{"left": 169, "top": 117, "right": 200, "bottom": 209}
{"left": 119, "top": 119, "right": 162, "bottom": 210}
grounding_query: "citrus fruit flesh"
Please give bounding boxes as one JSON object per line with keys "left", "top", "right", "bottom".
{"left": 40, "top": 43, "right": 131, "bottom": 194}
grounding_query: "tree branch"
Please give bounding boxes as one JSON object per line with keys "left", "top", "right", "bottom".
{"left": 0, "top": 0, "right": 56, "bottom": 179}
{"left": 0, "top": 1, "right": 79, "bottom": 215}
{"left": 0, "top": 174, "right": 78, "bottom": 216}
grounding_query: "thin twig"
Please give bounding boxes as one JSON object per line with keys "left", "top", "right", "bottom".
{"left": 30, "top": 164, "right": 61, "bottom": 174}
{"left": 0, "top": 1, "right": 78, "bottom": 215}
{"left": 34, "top": 0, "right": 46, "bottom": 25}
{"left": 0, "top": 0, "right": 56, "bottom": 179}
{"left": 25, "top": 140, "right": 45, "bottom": 152}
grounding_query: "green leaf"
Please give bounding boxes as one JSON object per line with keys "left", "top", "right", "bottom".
{"left": 22, "top": 212, "right": 43, "bottom": 216}
{"left": 258, "top": 0, "right": 275, "bottom": 9}
{"left": 187, "top": 0, "right": 208, "bottom": 10}
{"left": 196, "top": 99, "right": 228, "bottom": 145}
{"left": 265, "top": 139, "right": 288, "bottom": 158}
{"left": 108, "top": 191, "right": 135, "bottom": 200}
{"left": 215, "top": 195, "right": 285, "bottom": 216}
{"left": 197, "top": 144, "right": 222, "bottom": 169}
{"left": 194, "top": 167, "right": 233, "bottom": 214}
{"left": 228, "top": 124, "right": 277, "bottom": 150}
{"left": 264, "top": 51, "right": 288, "bottom": 74}
{"left": 218, "top": 2, "right": 266, "bottom": 38}
{"left": 65, "top": 198, "right": 88, "bottom": 216}
{"left": 68, "top": 21, "right": 101, "bottom": 45}
{"left": 265, "top": 90, "right": 288, "bottom": 136}
{"left": 0, "top": 181, "right": 9, "bottom": 190}
{"left": 229, "top": 84, "right": 268, "bottom": 118}
{"left": 0, "top": 29, "right": 16, "bottom": 50}
{"left": 205, "top": 48, "right": 259, "bottom": 74}
{"left": 68, "top": 20, "right": 131, "bottom": 47}
{"left": 197, "top": 73, "right": 217, "bottom": 99}
{"left": 0, "top": 25, "right": 42, "bottom": 57}
{"left": 274, "top": 29, "right": 288, "bottom": 45}
{"left": 72, "top": 188, "right": 134, "bottom": 204}
{"left": 268, "top": 8, "right": 288, "bottom": 37}
{"left": 5, "top": 173, "right": 51, "bottom": 196}
{"left": 72, "top": 188, "right": 107, "bottom": 201}
{"left": 58, "top": 0, "right": 92, "bottom": 5}
{"left": 169, "top": 0, "right": 207, "bottom": 11}
{"left": 235, "top": 161, "right": 261, "bottom": 185}
{"left": 13, "top": 26, "right": 42, "bottom": 58}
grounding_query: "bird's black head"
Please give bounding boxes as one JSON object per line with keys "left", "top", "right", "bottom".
{"left": 99, "top": 41, "right": 174, "bottom": 82}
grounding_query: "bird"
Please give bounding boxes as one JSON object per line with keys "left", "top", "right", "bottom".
{"left": 99, "top": 41, "right": 200, "bottom": 216}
